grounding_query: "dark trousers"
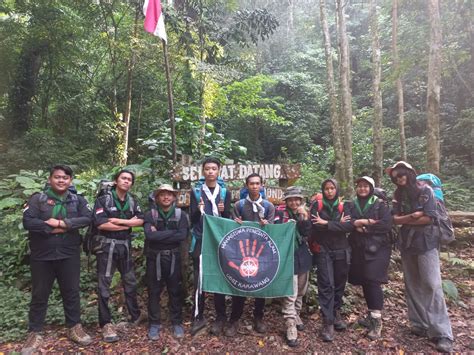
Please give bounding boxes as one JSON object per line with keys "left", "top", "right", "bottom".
{"left": 362, "top": 281, "right": 384, "bottom": 310}
{"left": 97, "top": 246, "right": 140, "bottom": 327}
{"left": 146, "top": 253, "right": 183, "bottom": 325}
{"left": 192, "top": 255, "right": 228, "bottom": 321}
{"left": 230, "top": 296, "right": 265, "bottom": 322}
{"left": 314, "top": 247, "right": 350, "bottom": 323}
{"left": 29, "top": 253, "right": 81, "bottom": 332}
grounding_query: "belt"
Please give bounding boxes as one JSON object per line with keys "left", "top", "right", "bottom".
{"left": 155, "top": 247, "right": 180, "bottom": 281}
{"left": 104, "top": 238, "right": 129, "bottom": 277}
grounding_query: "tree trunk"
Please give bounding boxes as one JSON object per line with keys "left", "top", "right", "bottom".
{"left": 426, "top": 0, "right": 442, "bottom": 174}
{"left": 319, "top": 0, "right": 345, "bottom": 184}
{"left": 336, "top": 0, "right": 354, "bottom": 196}
{"left": 391, "top": 0, "right": 407, "bottom": 161}
{"left": 370, "top": 0, "right": 383, "bottom": 187}
{"left": 287, "top": 0, "right": 294, "bottom": 39}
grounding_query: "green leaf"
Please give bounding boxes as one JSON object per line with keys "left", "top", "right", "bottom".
{"left": 15, "top": 176, "right": 41, "bottom": 189}
{"left": 442, "top": 280, "right": 459, "bottom": 301}
{"left": 0, "top": 197, "right": 24, "bottom": 210}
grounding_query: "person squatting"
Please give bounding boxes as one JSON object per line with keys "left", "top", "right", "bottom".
{"left": 21, "top": 159, "right": 453, "bottom": 353}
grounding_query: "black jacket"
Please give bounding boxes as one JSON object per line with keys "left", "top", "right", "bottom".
{"left": 144, "top": 207, "right": 189, "bottom": 256}
{"left": 92, "top": 191, "right": 144, "bottom": 240}
{"left": 274, "top": 208, "right": 312, "bottom": 275}
{"left": 346, "top": 197, "right": 392, "bottom": 260}
{"left": 23, "top": 191, "right": 92, "bottom": 261}
{"left": 309, "top": 202, "right": 351, "bottom": 251}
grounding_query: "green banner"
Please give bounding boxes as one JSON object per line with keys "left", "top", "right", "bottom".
{"left": 201, "top": 215, "right": 295, "bottom": 298}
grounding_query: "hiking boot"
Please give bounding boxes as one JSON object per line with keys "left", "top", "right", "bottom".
{"left": 173, "top": 324, "right": 185, "bottom": 339}
{"left": 210, "top": 319, "right": 226, "bottom": 336}
{"left": 367, "top": 312, "right": 383, "bottom": 341}
{"left": 334, "top": 310, "right": 347, "bottom": 331}
{"left": 21, "top": 332, "right": 43, "bottom": 355}
{"left": 321, "top": 321, "right": 334, "bottom": 342}
{"left": 148, "top": 324, "right": 161, "bottom": 341}
{"left": 68, "top": 324, "right": 93, "bottom": 346}
{"left": 190, "top": 317, "right": 207, "bottom": 336}
{"left": 253, "top": 317, "right": 267, "bottom": 334}
{"left": 286, "top": 320, "right": 298, "bottom": 347}
{"left": 102, "top": 323, "right": 119, "bottom": 343}
{"left": 410, "top": 325, "right": 427, "bottom": 337}
{"left": 224, "top": 320, "right": 239, "bottom": 337}
{"left": 357, "top": 312, "right": 371, "bottom": 328}
{"left": 436, "top": 337, "right": 453, "bottom": 353}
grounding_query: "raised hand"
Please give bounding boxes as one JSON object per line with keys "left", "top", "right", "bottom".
{"left": 228, "top": 239, "right": 265, "bottom": 277}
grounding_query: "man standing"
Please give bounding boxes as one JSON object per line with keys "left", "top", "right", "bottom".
{"left": 22, "top": 165, "right": 93, "bottom": 353}
{"left": 189, "top": 157, "right": 232, "bottom": 335}
{"left": 226, "top": 173, "right": 275, "bottom": 337}
{"left": 143, "top": 184, "right": 189, "bottom": 340}
{"left": 93, "top": 169, "right": 144, "bottom": 342}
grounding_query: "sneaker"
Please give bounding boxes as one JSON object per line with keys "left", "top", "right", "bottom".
{"left": 210, "top": 319, "right": 226, "bottom": 336}
{"left": 367, "top": 313, "right": 383, "bottom": 341}
{"left": 173, "top": 324, "right": 185, "bottom": 339}
{"left": 21, "top": 332, "right": 43, "bottom": 355}
{"left": 334, "top": 310, "right": 347, "bottom": 331}
{"left": 190, "top": 317, "right": 207, "bottom": 336}
{"left": 224, "top": 320, "right": 239, "bottom": 337}
{"left": 102, "top": 323, "right": 119, "bottom": 343}
{"left": 68, "top": 324, "right": 93, "bottom": 346}
{"left": 436, "top": 337, "right": 453, "bottom": 353}
{"left": 286, "top": 320, "right": 298, "bottom": 347}
{"left": 253, "top": 317, "right": 267, "bottom": 334}
{"left": 148, "top": 324, "right": 161, "bottom": 341}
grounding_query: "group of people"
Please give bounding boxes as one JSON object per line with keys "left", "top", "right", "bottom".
{"left": 20, "top": 158, "right": 454, "bottom": 353}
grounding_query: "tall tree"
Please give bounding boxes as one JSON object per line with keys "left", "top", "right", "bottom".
{"left": 391, "top": 0, "right": 406, "bottom": 161}
{"left": 426, "top": 0, "right": 442, "bottom": 174}
{"left": 336, "top": 0, "right": 354, "bottom": 195}
{"left": 369, "top": 0, "right": 383, "bottom": 186}
{"left": 319, "top": 0, "right": 344, "bottom": 184}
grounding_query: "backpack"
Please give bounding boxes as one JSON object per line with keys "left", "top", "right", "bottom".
{"left": 193, "top": 176, "right": 227, "bottom": 204}
{"left": 83, "top": 180, "right": 136, "bottom": 257}
{"left": 309, "top": 194, "right": 344, "bottom": 215}
{"left": 237, "top": 199, "right": 272, "bottom": 220}
{"left": 417, "top": 174, "right": 455, "bottom": 245}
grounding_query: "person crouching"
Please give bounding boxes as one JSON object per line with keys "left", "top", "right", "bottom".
{"left": 144, "top": 184, "right": 189, "bottom": 340}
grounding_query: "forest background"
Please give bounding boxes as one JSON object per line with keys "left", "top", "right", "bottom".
{"left": 0, "top": 0, "right": 472, "bottom": 351}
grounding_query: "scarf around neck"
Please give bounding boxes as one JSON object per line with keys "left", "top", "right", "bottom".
{"left": 246, "top": 195, "right": 265, "bottom": 219}
{"left": 202, "top": 184, "right": 220, "bottom": 216}
{"left": 45, "top": 188, "right": 67, "bottom": 219}
{"left": 112, "top": 188, "right": 130, "bottom": 218}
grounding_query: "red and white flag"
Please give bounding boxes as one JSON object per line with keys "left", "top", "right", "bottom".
{"left": 143, "top": 0, "right": 167, "bottom": 42}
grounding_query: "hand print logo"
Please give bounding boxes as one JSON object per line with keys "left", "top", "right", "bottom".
{"left": 218, "top": 226, "right": 280, "bottom": 292}
{"left": 228, "top": 239, "right": 265, "bottom": 278}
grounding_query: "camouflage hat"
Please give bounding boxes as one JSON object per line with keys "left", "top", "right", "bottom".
{"left": 282, "top": 186, "right": 305, "bottom": 200}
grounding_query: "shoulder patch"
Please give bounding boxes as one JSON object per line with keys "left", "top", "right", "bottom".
{"left": 95, "top": 208, "right": 104, "bottom": 215}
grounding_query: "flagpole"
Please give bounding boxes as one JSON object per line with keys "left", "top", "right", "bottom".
{"left": 161, "top": 38, "right": 177, "bottom": 164}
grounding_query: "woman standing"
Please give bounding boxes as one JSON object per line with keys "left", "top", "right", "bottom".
{"left": 346, "top": 176, "right": 392, "bottom": 340}
{"left": 310, "top": 179, "right": 351, "bottom": 342}
{"left": 387, "top": 161, "right": 453, "bottom": 353}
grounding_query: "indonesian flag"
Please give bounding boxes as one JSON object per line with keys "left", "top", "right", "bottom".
{"left": 143, "top": 0, "right": 167, "bottom": 42}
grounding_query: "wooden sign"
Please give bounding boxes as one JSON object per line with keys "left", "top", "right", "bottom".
{"left": 172, "top": 163, "right": 301, "bottom": 182}
{"left": 175, "top": 187, "right": 287, "bottom": 207}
